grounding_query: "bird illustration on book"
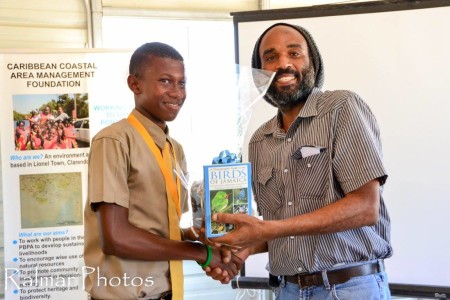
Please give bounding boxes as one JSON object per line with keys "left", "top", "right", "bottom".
{"left": 237, "top": 188, "right": 246, "bottom": 200}
{"left": 210, "top": 190, "right": 234, "bottom": 234}
{"left": 211, "top": 190, "right": 231, "bottom": 214}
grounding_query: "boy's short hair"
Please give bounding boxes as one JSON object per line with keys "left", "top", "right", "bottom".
{"left": 129, "top": 42, "right": 184, "bottom": 79}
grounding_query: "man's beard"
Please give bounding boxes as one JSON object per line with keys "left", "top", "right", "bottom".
{"left": 264, "top": 64, "right": 315, "bottom": 111}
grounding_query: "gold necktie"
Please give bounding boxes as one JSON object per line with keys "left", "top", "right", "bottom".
{"left": 162, "top": 142, "right": 181, "bottom": 217}
{"left": 127, "top": 114, "right": 184, "bottom": 299}
{"left": 162, "top": 142, "right": 184, "bottom": 300}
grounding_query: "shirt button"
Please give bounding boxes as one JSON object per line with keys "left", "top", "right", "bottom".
{"left": 288, "top": 201, "right": 292, "bottom": 206}
{"left": 287, "top": 138, "right": 292, "bottom": 142}
{"left": 298, "top": 267, "right": 303, "bottom": 272}
{"left": 284, "top": 169, "right": 288, "bottom": 173}
{"left": 290, "top": 236, "right": 295, "bottom": 240}
{"left": 307, "top": 163, "right": 311, "bottom": 168}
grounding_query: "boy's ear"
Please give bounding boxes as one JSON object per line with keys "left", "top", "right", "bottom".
{"left": 127, "top": 74, "right": 141, "bottom": 94}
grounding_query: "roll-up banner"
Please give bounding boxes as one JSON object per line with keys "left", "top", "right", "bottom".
{"left": 0, "top": 50, "right": 133, "bottom": 299}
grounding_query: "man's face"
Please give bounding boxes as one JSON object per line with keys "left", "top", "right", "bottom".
{"left": 57, "top": 107, "right": 63, "bottom": 115}
{"left": 259, "top": 25, "right": 315, "bottom": 110}
{"left": 130, "top": 56, "right": 186, "bottom": 129}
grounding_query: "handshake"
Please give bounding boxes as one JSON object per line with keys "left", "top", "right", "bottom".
{"left": 187, "top": 212, "right": 266, "bottom": 284}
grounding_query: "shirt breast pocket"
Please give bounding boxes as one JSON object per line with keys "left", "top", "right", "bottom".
{"left": 255, "top": 166, "right": 282, "bottom": 218}
{"left": 293, "top": 151, "right": 329, "bottom": 199}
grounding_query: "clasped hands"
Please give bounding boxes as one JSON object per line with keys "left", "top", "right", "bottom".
{"left": 196, "top": 212, "right": 265, "bottom": 284}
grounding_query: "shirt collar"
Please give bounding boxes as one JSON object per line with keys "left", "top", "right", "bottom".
{"left": 260, "top": 87, "right": 322, "bottom": 136}
{"left": 131, "top": 108, "right": 171, "bottom": 149}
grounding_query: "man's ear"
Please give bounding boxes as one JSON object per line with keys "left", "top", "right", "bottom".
{"left": 127, "top": 74, "right": 141, "bottom": 94}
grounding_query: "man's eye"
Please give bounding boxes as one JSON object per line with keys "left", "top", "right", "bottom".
{"left": 160, "top": 79, "right": 171, "bottom": 84}
{"left": 178, "top": 82, "right": 186, "bottom": 88}
{"left": 265, "top": 56, "right": 275, "bottom": 62}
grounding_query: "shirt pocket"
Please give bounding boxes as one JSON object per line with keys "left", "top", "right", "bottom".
{"left": 255, "top": 166, "right": 282, "bottom": 218}
{"left": 293, "top": 150, "right": 329, "bottom": 199}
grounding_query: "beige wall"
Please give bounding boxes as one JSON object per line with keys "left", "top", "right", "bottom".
{"left": 0, "top": 0, "right": 88, "bottom": 48}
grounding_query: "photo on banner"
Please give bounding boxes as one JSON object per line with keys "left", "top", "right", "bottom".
{"left": 12, "top": 93, "right": 89, "bottom": 151}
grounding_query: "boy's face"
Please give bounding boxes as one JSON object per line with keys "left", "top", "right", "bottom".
{"left": 130, "top": 56, "right": 186, "bottom": 130}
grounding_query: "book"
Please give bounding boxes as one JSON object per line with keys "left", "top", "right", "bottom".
{"left": 203, "top": 162, "right": 252, "bottom": 238}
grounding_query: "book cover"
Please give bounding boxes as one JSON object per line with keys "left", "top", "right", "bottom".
{"left": 203, "top": 162, "right": 252, "bottom": 238}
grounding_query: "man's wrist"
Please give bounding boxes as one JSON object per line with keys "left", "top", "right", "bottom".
{"left": 181, "top": 227, "right": 200, "bottom": 241}
{"left": 190, "top": 226, "right": 200, "bottom": 239}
